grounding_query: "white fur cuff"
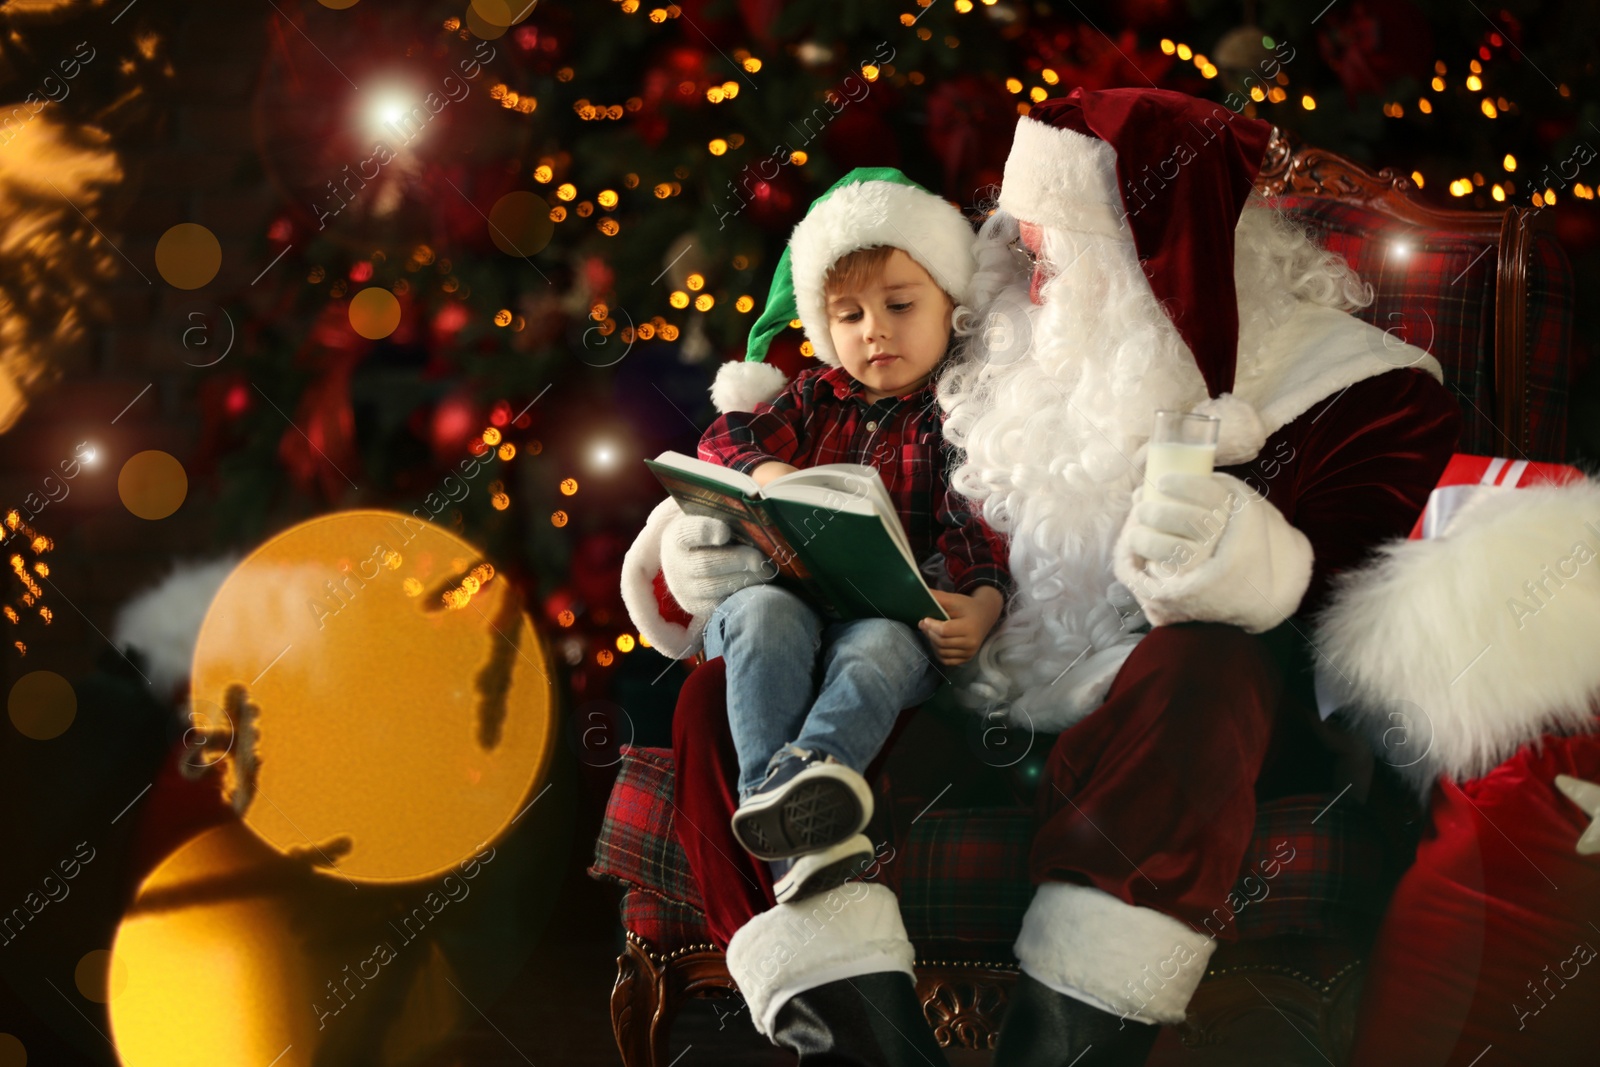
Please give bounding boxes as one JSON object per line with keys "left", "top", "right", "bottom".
{"left": 724, "top": 882, "right": 916, "bottom": 1039}
{"left": 1314, "top": 479, "right": 1600, "bottom": 792}
{"left": 1014, "top": 882, "right": 1217, "bottom": 1026}
{"left": 1114, "top": 473, "right": 1313, "bottom": 633}
{"left": 619, "top": 497, "right": 709, "bottom": 660}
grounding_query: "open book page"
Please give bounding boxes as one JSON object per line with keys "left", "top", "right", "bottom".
{"left": 761, "top": 464, "right": 913, "bottom": 562}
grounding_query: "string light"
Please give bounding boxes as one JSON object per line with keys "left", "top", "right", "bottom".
{"left": 790, "top": 150, "right": 808, "bottom": 165}
{"left": 669, "top": 291, "right": 689, "bottom": 308}
{"left": 1418, "top": 98, "right": 1433, "bottom": 114}
{"left": 735, "top": 295, "right": 755, "bottom": 312}
{"left": 1503, "top": 154, "right": 1517, "bottom": 171}
{"left": 1411, "top": 171, "right": 1425, "bottom": 188}
{"left": 598, "top": 190, "right": 619, "bottom": 208}
{"left": 1301, "top": 95, "right": 1316, "bottom": 110}
{"left": 1481, "top": 99, "right": 1498, "bottom": 118}
{"left": 694, "top": 294, "right": 714, "bottom": 311}
{"left": 1492, "top": 184, "right": 1506, "bottom": 202}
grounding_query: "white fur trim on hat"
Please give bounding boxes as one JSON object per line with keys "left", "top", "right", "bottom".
{"left": 1114, "top": 473, "right": 1314, "bottom": 633}
{"left": 710, "top": 359, "right": 790, "bottom": 415}
{"left": 1314, "top": 479, "right": 1600, "bottom": 793}
{"left": 997, "top": 114, "right": 1129, "bottom": 240}
{"left": 112, "top": 555, "right": 242, "bottom": 704}
{"left": 789, "top": 181, "right": 977, "bottom": 367}
{"left": 619, "top": 497, "right": 710, "bottom": 660}
{"left": 1014, "top": 882, "right": 1217, "bottom": 1026}
{"left": 724, "top": 881, "right": 916, "bottom": 1039}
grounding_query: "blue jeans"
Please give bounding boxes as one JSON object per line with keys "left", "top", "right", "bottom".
{"left": 703, "top": 584, "right": 944, "bottom": 801}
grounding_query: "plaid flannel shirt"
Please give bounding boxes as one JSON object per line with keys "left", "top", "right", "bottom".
{"left": 697, "top": 363, "right": 1010, "bottom": 597}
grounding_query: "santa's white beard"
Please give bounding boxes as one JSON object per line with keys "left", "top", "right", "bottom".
{"left": 937, "top": 204, "right": 1368, "bottom": 730}
{"left": 937, "top": 214, "right": 1209, "bottom": 729}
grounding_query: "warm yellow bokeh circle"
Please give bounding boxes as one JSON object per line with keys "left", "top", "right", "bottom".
{"left": 154, "top": 223, "right": 221, "bottom": 289}
{"left": 348, "top": 286, "right": 402, "bottom": 340}
{"left": 118, "top": 451, "right": 187, "bottom": 519}
{"left": 190, "top": 510, "right": 556, "bottom": 882}
{"left": 75, "top": 949, "right": 129, "bottom": 1003}
{"left": 0, "top": 1033, "right": 24, "bottom": 1067}
{"left": 7, "top": 670, "right": 76, "bottom": 740}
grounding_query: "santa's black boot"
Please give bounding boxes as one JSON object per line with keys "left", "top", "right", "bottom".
{"left": 992, "top": 972, "right": 1159, "bottom": 1067}
{"left": 769, "top": 971, "right": 950, "bottom": 1066}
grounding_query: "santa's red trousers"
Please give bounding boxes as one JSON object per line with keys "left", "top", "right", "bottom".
{"left": 673, "top": 621, "right": 1320, "bottom": 951}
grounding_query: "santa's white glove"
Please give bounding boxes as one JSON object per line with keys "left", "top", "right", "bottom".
{"left": 660, "top": 513, "right": 774, "bottom": 616}
{"left": 1122, "top": 472, "right": 1235, "bottom": 574}
{"left": 1114, "top": 471, "right": 1313, "bottom": 634}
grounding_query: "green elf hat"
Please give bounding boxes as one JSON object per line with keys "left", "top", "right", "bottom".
{"left": 710, "top": 166, "right": 979, "bottom": 414}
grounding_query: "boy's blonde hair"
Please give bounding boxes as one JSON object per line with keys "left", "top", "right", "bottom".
{"left": 823, "top": 245, "right": 955, "bottom": 309}
{"left": 822, "top": 245, "right": 896, "bottom": 297}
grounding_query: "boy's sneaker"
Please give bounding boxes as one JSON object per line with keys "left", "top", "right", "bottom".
{"left": 731, "top": 747, "right": 873, "bottom": 861}
{"left": 770, "top": 834, "right": 875, "bottom": 904}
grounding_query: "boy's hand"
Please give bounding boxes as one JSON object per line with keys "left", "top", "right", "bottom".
{"left": 751, "top": 461, "right": 799, "bottom": 487}
{"left": 918, "top": 586, "right": 1005, "bottom": 666}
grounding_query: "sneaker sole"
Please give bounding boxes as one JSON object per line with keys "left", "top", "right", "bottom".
{"left": 731, "top": 767, "right": 871, "bottom": 861}
{"left": 773, "top": 836, "right": 875, "bottom": 904}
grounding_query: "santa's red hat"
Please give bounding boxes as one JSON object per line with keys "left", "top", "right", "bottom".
{"left": 998, "top": 88, "right": 1275, "bottom": 457}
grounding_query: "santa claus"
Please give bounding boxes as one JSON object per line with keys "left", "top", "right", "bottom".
{"left": 623, "top": 86, "right": 1462, "bottom": 1065}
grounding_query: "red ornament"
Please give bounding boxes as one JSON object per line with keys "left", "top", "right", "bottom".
{"left": 429, "top": 391, "right": 482, "bottom": 466}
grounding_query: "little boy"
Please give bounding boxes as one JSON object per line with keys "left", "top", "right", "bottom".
{"left": 689, "top": 168, "right": 1011, "bottom": 904}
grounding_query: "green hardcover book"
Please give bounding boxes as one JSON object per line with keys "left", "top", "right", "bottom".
{"left": 643, "top": 451, "right": 950, "bottom": 626}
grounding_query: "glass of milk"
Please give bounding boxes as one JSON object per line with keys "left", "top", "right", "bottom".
{"left": 1144, "top": 411, "right": 1220, "bottom": 504}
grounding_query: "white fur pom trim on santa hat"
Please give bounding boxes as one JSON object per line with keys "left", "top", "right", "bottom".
{"left": 725, "top": 882, "right": 916, "bottom": 1039}
{"left": 1314, "top": 479, "right": 1600, "bottom": 794}
{"left": 997, "top": 114, "right": 1128, "bottom": 240}
{"left": 1193, "top": 392, "right": 1268, "bottom": 466}
{"left": 710, "top": 359, "right": 789, "bottom": 415}
{"left": 111, "top": 555, "right": 242, "bottom": 704}
{"left": 1014, "top": 882, "right": 1217, "bottom": 1026}
{"left": 789, "top": 181, "right": 977, "bottom": 367}
{"left": 620, "top": 497, "right": 709, "bottom": 660}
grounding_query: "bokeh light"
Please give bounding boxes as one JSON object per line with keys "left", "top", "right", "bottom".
{"left": 7, "top": 669, "right": 76, "bottom": 740}
{"left": 348, "top": 286, "right": 402, "bottom": 339}
{"left": 118, "top": 450, "right": 188, "bottom": 519}
{"left": 155, "top": 223, "right": 222, "bottom": 289}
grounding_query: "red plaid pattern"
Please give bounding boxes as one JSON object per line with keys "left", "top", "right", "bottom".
{"left": 588, "top": 749, "right": 1388, "bottom": 956}
{"left": 697, "top": 364, "right": 1009, "bottom": 595}
{"left": 1271, "top": 196, "right": 1574, "bottom": 461}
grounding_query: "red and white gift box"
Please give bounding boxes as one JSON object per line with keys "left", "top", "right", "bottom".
{"left": 1409, "top": 453, "right": 1586, "bottom": 540}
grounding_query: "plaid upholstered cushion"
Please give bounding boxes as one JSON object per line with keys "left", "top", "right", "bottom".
{"left": 589, "top": 748, "right": 1389, "bottom": 956}
{"left": 1271, "top": 196, "right": 1573, "bottom": 461}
